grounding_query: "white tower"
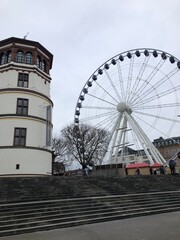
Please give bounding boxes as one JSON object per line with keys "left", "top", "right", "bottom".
{"left": 0, "top": 37, "right": 53, "bottom": 175}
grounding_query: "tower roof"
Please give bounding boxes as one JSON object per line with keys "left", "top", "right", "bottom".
{"left": 0, "top": 37, "right": 53, "bottom": 68}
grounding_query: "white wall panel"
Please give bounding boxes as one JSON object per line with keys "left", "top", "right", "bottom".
{"left": 0, "top": 119, "right": 47, "bottom": 147}
{"left": 0, "top": 149, "right": 52, "bottom": 175}
{"left": 0, "top": 70, "right": 50, "bottom": 97}
{"left": 0, "top": 92, "right": 51, "bottom": 119}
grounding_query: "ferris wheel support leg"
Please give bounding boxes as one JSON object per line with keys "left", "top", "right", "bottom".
{"left": 114, "top": 116, "right": 128, "bottom": 163}
{"left": 129, "top": 114, "right": 166, "bottom": 165}
{"left": 108, "top": 113, "right": 122, "bottom": 163}
{"left": 141, "top": 131, "right": 166, "bottom": 164}
{"left": 125, "top": 113, "right": 154, "bottom": 165}
{"left": 120, "top": 123, "right": 128, "bottom": 162}
{"left": 126, "top": 113, "right": 166, "bottom": 165}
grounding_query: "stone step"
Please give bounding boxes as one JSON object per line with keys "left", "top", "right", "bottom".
{"left": 1, "top": 175, "right": 180, "bottom": 237}
{"left": 0, "top": 199, "right": 180, "bottom": 224}
{"left": 1, "top": 191, "right": 180, "bottom": 212}
{"left": 0, "top": 204, "right": 180, "bottom": 237}
{"left": 0, "top": 191, "right": 180, "bottom": 237}
{"left": 1, "top": 201, "right": 180, "bottom": 230}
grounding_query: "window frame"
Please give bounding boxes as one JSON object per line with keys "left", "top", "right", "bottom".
{"left": 37, "top": 56, "right": 41, "bottom": 68}
{"left": 6, "top": 50, "right": 12, "bottom": 63}
{"left": 14, "top": 128, "right": 27, "bottom": 146}
{"left": 25, "top": 52, "right": 32, "bottom": 64}
{"left": 16, "top": 51, "right": 24, "bottom": 63}
{"left": 17, "top": 73, "right": 29, "bottom": 88}
{"left": 0, "top": 52, "right": 6, "bottom": 65}
{"left": 16, "top": 98, "right": 29, "bottom": 115}
{"left": 16, "top": 164, "right": 20, "bottom": 170}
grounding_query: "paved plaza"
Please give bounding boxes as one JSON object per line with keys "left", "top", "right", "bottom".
{"left": 1, "top": 211, "right": 180, "bottom": 240}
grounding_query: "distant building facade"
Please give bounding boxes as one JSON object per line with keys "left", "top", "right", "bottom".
{"left": 0, "top": 37, "right": 53, "bottom": 175}
{"left": 111, "top": 136, "right": 180, "bottom": 166}
{"left": 153, "top": 136, "right": 180, "bottom": 166}
{"left": 111, "top": 146, "right": 150, "bottom": 165}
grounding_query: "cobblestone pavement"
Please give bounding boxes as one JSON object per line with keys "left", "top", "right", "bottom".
{"left": 1, "top": 211, "right": 180, "bottom": 240}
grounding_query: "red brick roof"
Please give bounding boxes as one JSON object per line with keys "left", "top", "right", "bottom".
{"left": 126, "top": 163, "right": 149, "bottom": 169}
{"left": 150, "top": 163, "right": 162, "bottom": 168}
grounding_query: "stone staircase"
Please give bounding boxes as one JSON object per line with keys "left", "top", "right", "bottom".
{"left": 0, "top": 175, "right": 180, "bottom": 237}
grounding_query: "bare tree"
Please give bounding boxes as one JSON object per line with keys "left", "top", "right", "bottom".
{"left": 52, "top": 137, "right": 67, "bottom": 161}
{"left": 52, "top": 137, "right": 72, "bottom": 171}
{"left": 61, "top": 123, "right": 109, "bottom": 168}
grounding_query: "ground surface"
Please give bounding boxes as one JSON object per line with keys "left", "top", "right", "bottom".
{"left": 1, "top": 211, "right": 180, "bottom": 240}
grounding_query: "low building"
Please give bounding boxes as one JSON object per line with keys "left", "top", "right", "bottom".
{"left": 126, "top": 162, "right": 150, "bottom": 175}
{"left": 111, "top": 147, "right": 150, "bottom": 165}
{"left": 93, "top": 164, "right": 126, "bottom": 177}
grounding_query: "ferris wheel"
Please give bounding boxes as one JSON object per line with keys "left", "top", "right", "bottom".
{"left": 74, "top": 48, "right": 180, "bottom": 165}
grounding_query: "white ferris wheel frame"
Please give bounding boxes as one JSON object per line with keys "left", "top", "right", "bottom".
{"left": 74, "top": 48, "right": 180, "bottom": 165}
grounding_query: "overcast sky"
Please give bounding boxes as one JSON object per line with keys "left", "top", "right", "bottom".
{"left": 1, "top": 0, "right": 180, "bottom": 136}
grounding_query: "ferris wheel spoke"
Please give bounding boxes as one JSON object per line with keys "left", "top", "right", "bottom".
{"left": 131, "top": 59, "right": 165, "bottom": 105}
{"left": 82, "top": 106, "right": 115, "bottom": 111}
{"left": 80, "top": 110, "right": 117, "bottom": 123}
{"left": 128, "top": 56, "right": 150, "bottom": 103}
{"left": 95, "top": 111, "right": 119, "bottom": 130}
{"left": 94, "top": 80, "right": 119, "bottom": 103}
{"left": 133, "top": 84, "right": 180, "bottom": 108}
{"left": 134, "top": 102, "right": 180, "bottom": 110}
{"left": 117, "top": 61, "right": 126, "bottom": 101}
{"left": 126, "top": 55, "right": 135, "bottom": 103}
{"left": 133, "top": 68, "right": 179, "bottom": 107}
{"left": 134, "top": 112, "right": 177, "bottom": 139}
{"left": 133, "top": 110, "right": 180, "bottom": 123}
{"left": 87, "top": 93, "right": 117, "bottom": 106}
{"left": 126, "top": 57, "right": 136, "bottom": 102}
{"left": 104, "top": 69, "right": 122, "bottom": 101}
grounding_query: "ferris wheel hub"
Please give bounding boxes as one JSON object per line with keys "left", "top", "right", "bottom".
{"left": 117, "top": 102, "right": 132, "bottom": 114}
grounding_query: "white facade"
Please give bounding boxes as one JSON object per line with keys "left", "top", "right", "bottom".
{"left": 0, "top": 37, "right": 53, "bottom": 175}
{"left": 111, "top": 154, "right": 149, "bottom": 165}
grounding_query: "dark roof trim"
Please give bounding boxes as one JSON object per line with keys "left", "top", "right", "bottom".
{"left": 0, "top": 37, "right": 53, "bottom": 68}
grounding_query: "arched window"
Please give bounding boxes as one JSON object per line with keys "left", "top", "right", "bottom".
{"left": 42, "top": 60, "right": 47, "bottom": 72}
{"left": 25, "top": 52, "right": 32, "bottom": 64}
{"left": 6, "top": 50, "right": 12, "bottom": 63}
{"left": 37, "top": 56, "right": 41, "bottom": 68}
{"left": 16, "top": 50, "right": 24, "bottom": 63}
{"left": 0, "top": 52, "right": 6, "bottom": 65}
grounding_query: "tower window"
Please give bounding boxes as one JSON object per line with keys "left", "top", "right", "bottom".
{"left": 14, "top": 128, "right": 27, "bottom": 146}
{"left": 25, "top": 52, "right": 32, "bottom": 64}
{"left": 0, "top": 52, "right": 6, "bottom": 65}
{"left": 16, "top": 164, "right": 20, "bottom": 170}
{"left": 17, "top": 73, "right": 29, "bottom": 88}
{"left": 6, "top": 50, "right": 12, "bottom": 63}
{"left": 17, "top": 98, "right": 29, "bottom": 115}
{"left": 16, "top": 51, "right": 24, "bottom": 63}
{"left": 42, "top": 60, "right": 47, "bottom": 72}
{"left": 37, "top": 56, "right": 41, "bottom": 68}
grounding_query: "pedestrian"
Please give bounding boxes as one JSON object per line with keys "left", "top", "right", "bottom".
{"left": 135, "top": 168, "right": 140, "bottom": 175}
{"left": 159, "top": 165, "right": 166, "bottom": 174}
{"left": 169, "top": 159, "right": 176, "bottom": 175}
